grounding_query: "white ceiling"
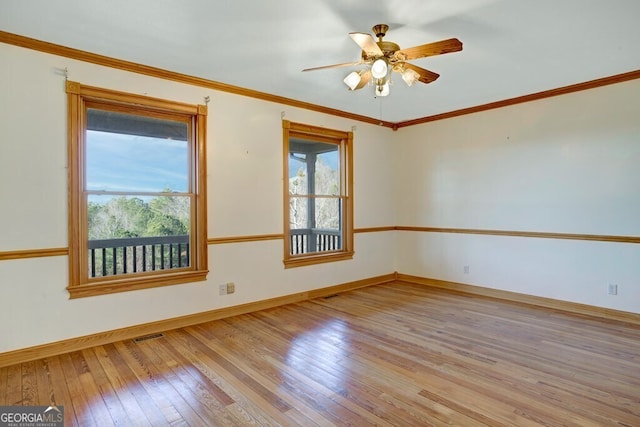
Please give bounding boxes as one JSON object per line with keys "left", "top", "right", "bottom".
{"left": 2, "top": 0, "right": 639, "bottom": 123}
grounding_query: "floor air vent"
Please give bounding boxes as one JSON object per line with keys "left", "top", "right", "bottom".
{"left": 133, "top": 333, "right": 165, "bottom": 343}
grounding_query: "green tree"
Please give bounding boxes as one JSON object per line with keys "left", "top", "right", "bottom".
{"left": 88, "top": 193, "right": 188, "bottom": 240}
{"left": 88, "top": 197, "right": 149, "bottom": 239}
{"left": 148, "top": 193, "right": 189, "bottom": 234}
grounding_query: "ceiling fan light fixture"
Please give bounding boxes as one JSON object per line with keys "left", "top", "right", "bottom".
{"left": 375, "top": 81, "right": 390, "bottom": 97}
{"left": 370, "top": 58, "right": 388, "bottom": 79}
{"left": 343, "top": 71, "right": 362, "bottom": 90}
{"left": 402, "top": 68, "right": 420, "bottom": 86}
{"left": 304, "top": 24, "right": 462, "bottom": 99}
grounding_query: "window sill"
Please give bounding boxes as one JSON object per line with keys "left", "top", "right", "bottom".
{"left": 283, "top": 251, "right": 354, "bottom": 269}
{"left": 67, "top": 269, "right": 208, "bottom": 299}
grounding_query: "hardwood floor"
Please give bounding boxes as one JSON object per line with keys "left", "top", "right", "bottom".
{"left": 1, "top": 282, "right": 639, "bottom": 426}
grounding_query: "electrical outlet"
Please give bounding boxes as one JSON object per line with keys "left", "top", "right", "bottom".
{"left": 219, "top": 284, "right": 227, "bottom": 296}
{"left": 608, "top": 284, "right": 618, "bottom": 295}
{"left": 464, "top": 265, "right": 470, "bottom": 274}
{"left": 226, "top": 282, "right": 235, "bottom": 294}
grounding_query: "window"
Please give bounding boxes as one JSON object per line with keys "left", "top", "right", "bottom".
{"left": 282, "top": 120, "right": 354, "bottom": 268}
{"left": 66, "top": 81, "right": 208, "bottom": 298}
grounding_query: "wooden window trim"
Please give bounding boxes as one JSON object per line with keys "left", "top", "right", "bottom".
{"left": 282, "top": 120, "right": 354, "bottom": 268}
{"left": 66, "top": 81, "right": 208, "bottom": 298}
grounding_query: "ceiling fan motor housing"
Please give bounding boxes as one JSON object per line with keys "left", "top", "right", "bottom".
{"left": 372, "top": 24, "right": 389, "bottom": 39}
{"left": 377, "top": 41, "right": 400, "bottom": 57}
{"left": 361, "top": 41, "right": 400, "bottom": 61}
{"left": 362, "top": 24, "right": 401, "bottom": 61}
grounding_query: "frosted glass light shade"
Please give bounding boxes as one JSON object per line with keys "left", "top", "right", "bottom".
{"left": 371, "top": 59, "right": 388, "bottom": 79}
{"left": 402, "top": 68, "right": 420, "bottom": 86}
{"left": 343, "top": 71, "right": 361, "bottom": 90}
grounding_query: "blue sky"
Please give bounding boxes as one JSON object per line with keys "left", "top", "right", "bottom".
{"left": 86, "top": 131, "right": 188, "bottom": 194}
{"left": 87, "top": 130, "right": 340, "bottom": 193}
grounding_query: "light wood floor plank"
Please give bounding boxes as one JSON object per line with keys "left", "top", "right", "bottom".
{"left": 4, "top": 364, "right": 21, "bottom": 406}
{"left": 169, "top": 327, "right": 289, "bottom": 426}
{"left": 20, "top": 361, "right": 37, "bottom": 406}
{"left": 70, "top": 350, "right": 116, "bottom": 426}
{"left": 58, "top": 352, "right": 98, "bottom": 426}
{"left": 81, "top": 347, "right": 140, "bottom": 426}
{"left": 33, "top": 358, "right": 54, "bottom": 408}
{"left": 119, "top": 338, "right": 209, "bottom": 426}
{"left": 92, "top": 344, "right": 164, "bottom": 426}
{"left": 0, "top": 363, "right": 7, "bottom": 405}
{"left": 45, "top": 356, "right": 80, "bottom": 426}
{"left": 1, "top": 281, "right": 639, "bottom": 426}
{"left": 221, "top": 314, "right": 404, "bottom": 425}
{"left": 110, "top": 340, "right": 186, "bottom": 426}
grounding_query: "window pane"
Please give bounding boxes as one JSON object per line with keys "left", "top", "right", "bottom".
{"left": 289, "top": 196, "right": 341, "bottom": 255}
{"left": 86, "top": 109, "right": 189, "bottom": 193}
{"left": 87, "top": 194, "right": 191, "bottom": 278}
{"left": 316, "top": 150, "right": 339, "bottom": 196}
{"left": 315, "top": 197, "right": 341, "bottom": 230}
{"left": 289, "top": 195, "right": 308, "bottom": 230}
{"left": 289, "top": 138, "right": 339, "bottom": 196}
{"left": 289, "top": 154, "right": 308, "bottom": 196}
{"left": 88, "top": 194, "right": 190, "bottom": 240}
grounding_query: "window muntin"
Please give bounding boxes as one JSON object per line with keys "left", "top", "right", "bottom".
{"left": 66, "top": 81, "right": 208, "bottom": 298}
{"left": 283, "top": 121, "right": 353, "bottom": 268}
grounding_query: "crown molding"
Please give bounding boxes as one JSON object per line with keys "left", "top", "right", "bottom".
{"left": 395, "top": 69, "right": 640, "bottom": 128}
{"left": 0, "top": 30, "right": 396, "bottom": 129}
{"left": 3, "top": 31, "right": 638, "bottom": 130}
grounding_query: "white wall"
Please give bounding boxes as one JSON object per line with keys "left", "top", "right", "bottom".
{"left": 395, "top": 79, "right": 640, "bottom": 313}
{"left": 2, "top": 40, "right": 638, "bottom": 354}
{"left": 0, "top": 43, "right": 397, "bottom": 353}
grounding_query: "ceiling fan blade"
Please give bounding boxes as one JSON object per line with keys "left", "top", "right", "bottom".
{"left": 354, "top": 70, "right": 372, "bottom": 90}
{"left": 349, "top": 32, "right": 383, "bottom": 57}
{"left": 401, "top": 63, "right": 440, "bottom": 84}
{"left": 302, "top": 61, "right": 361, "bottom": 72}
{"left": 394, "top": 38, "right": 462, "bottom": 61}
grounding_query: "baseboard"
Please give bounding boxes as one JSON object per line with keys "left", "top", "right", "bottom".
{"left": 4, "top": 272, "right": 637, "bottom": 368}
{"left": 0, "top": 273, "right": 396, "bottom": 368}
{"left": 397, "top": 274, "right": 640, "bottom": 326}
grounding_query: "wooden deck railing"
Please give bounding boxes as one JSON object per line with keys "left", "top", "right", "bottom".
{"left": 88, "top": 235, "right": 189, "bottom": 278}
{"left": 290, "top": 228, "right": 341, "bottom": 255}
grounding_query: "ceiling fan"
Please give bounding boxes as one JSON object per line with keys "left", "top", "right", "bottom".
{"left": 303, "top": 24, "right": 462, "bottom": 97}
